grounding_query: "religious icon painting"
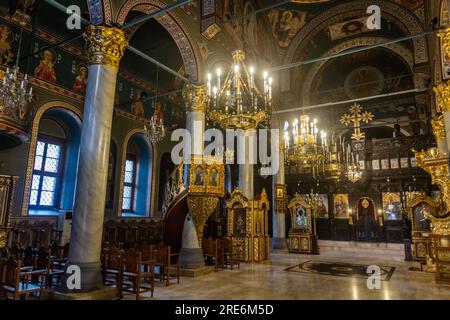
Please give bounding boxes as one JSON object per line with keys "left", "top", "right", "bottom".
{"left": 333, "top": 194, "right": 349, "bottom": 219}
{"left": 233, "top": 208, "right": 247, "bottom": 236}
{"left": 382, "top": 192, "right": 402, "bottom": 220}
{"left": 294, "top": 206, "right": 308, "bottom": 229}
{"left": 390, "top": 158, "right": 399, "bottom": 169}
{"left": 193, "top": 166, "right": 205, "bottom": 186}
{"left": 209, "top": 168, "right": 218, "bottom": 187}
{"left": 314, "top": 194, "right": 329, "bottom": 219}
{"left": 400, "top": 157, "right": 409, "bottom": 168}
{"left": 410, "top": 157, "right": 417, "bottom": 167}
{"left": 371, "top": 159, "right": 380, "bottom": 170}
{"left": 381, "top": 159, "right": 390, "bottom": 170}
{"left": 358, "top": 160, "right": 365, "bottom": 170}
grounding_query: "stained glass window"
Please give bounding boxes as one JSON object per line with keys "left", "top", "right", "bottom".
{"left": 29, "top": 139, "right": 64, "bottom": 208}
{"left": 122, "top": 157, "right": 136, "bottom": 211}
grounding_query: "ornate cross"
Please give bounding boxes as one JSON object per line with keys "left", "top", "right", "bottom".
{"left": 340, "top": 103, "right": 374, "bottom": 140}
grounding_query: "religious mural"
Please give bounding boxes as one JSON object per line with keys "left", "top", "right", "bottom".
{"left": 314, "top": 194, "right": 329, "bottom": 219}
{"left": 34, "top": 49, "right": 58, "bottom": 83}
{"left": 0, "top": 25, "right": 14, "bottom": 66}
{"left": 0, "top": 17, "right": 185, "bottom": 130}
{"left": 329, "top": 17, "right": 374, "bottom": 41}
{"left": 382, "top": 192, "right": 402, "bottom": 220}
{"left": 267, "top": 9, "right": 306, "bottom": 48}
{"left": 333, "top": 194, "right": 349, "bottom": 219}
{"left": 72, "top": 64, "right": 88, "bottom": 94}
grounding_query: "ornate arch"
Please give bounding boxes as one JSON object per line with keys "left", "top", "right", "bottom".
{"left": 117, "top": 128, "right": 156, "bottom": 217}
{"left": 21, "top": 101, "right": 82, "bottom": 216}
{"left": 301, "top": 37, "right": 414, "bottom": 106}
{"left": 115, "top": 0, "right": 199, "bottom": 81}
{"left": 281, "top": 0, "right": 427, "bottom": 92}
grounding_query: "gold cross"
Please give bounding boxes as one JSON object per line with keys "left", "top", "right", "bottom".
{"left": 340, "top": 103, "right": 374, "bottom": 140}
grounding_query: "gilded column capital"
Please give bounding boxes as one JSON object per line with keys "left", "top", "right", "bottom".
{"left": 432, "top": 114, "right": 446, "bottom": 141}
{"left": 84, "top": 25, "right": 128, "bottom": 68}
{"left": 182, "top": 83, "right": 207, "bottom": 113}
{"left": 433, "top": 81, "right": 450, "bottom": 113}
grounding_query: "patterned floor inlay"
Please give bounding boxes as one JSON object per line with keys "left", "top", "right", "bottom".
{"left": 285, "top": 260, "right": 395, "bottom": 281}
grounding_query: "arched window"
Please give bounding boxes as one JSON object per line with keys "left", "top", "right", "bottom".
{"left": 121, "top": 133, "right": 152, "bottom": 217}
{"left": 29, "top": 108, "right": 81, "bottom": 214}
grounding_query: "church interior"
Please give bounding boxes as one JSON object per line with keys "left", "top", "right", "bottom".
{"left": 1, "top": 0, "right": 450, "bottom": 301}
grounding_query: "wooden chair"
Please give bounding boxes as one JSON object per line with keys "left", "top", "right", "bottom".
{"left": 102, "top": 246, "right": 124, "bottom": 298}
{"left": 122, "top": 248, "right": 154, "bottom": 300}
{"left": 221, "top": 238, "right": 240, "bottom": 270}
{"left": 203, "top": 237, "right": 224, "bottom": 271}
{"left": 1, "top": 256, "right": 47, "bottom": 300}
{"left": 152, "top": 244, "right": 180, "bottom": 286}
{"left": 35, "top": 247, "right": 64, "bottom": 288}
{"left": 22, "top": 245, "right": 37, "bottom": 267}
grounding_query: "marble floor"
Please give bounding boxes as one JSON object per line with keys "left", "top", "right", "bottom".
{"left": 123, "top": 243, "right": 450, "bottom": 300}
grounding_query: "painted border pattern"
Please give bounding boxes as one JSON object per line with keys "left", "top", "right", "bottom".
{"left": 116, "top": 0, "right": 199, "bottom": 81}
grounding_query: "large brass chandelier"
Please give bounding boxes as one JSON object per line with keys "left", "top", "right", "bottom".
{"left": 283, "top": 115, "right": 326, "bottom": 172}
{"left": 284, "top": 115, "right": 362, "bottom": 182}
{"left": 206, "top": 50, "right": 272, "bottom": 130}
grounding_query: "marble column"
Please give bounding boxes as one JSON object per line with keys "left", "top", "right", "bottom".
{"left": 238, "top": 130, "right": 256, "bottom": 200}
{"left": 272, "top": 148, "right": 287, "bottom": 249}
{"left": 64, "top": 26, "right": 127, "bottom": 292}
{"left": 179, "top": 84, "right": 207, "bottom": 269}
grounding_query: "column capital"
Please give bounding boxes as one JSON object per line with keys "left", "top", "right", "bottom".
{"left": 433, "top": 81, "right": 450, "bottom": 113}
{"left": 84, "top": 25, "right": 128, "bottom": 68}
{"left": 182, "top": 83, "right": 207, "bottom": 113}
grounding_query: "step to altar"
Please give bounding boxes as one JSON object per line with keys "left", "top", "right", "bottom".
{"left": 318, "top": 240, "right": 405, "bottom": 257}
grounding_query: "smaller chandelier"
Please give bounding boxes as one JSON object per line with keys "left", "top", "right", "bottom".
{"left": 206, "top": 50, "right": 272, "bottom": 130}
{"left": 284, "top": 115, "right": 326, "bottom": 168}
{"left": 144, "top": 115, "right": 165, "bottom": 143}
{"left": 0, "top": 66, "right": 33, "bottom": 123}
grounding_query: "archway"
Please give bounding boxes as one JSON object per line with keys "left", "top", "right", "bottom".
{"left": 118, "top": 129, "right": 154, "bottom": 217}
{"left": 22, "top": 102, "right": 82, "bottom": 216}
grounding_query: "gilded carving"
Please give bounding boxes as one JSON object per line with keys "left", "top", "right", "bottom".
{"left": 413, "top": 148, "right": 450, "bottom": 212}
{"left": 84, "top": 25, "right": 128, "bottom": 68}
{"left": 433, "top": 81, "right": 450, "bottom": 113}
{"left": 438, "top": 27, "right": 450, "bottom": 59}
{"left": 0, "top": 231, "right": 6, "bottom": 248}
{"left": 182, "top": 83, "right": 207, "bottom": 113}
{"left": 431, "top": 114, "right": 446, "bottom": 141}
{"left": 187, "top": 195, "right": 219, "bottom": 246}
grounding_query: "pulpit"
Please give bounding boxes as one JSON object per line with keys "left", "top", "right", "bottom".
{"left": 0, "top": 175, "right": 18, "bottom": 248}
{"left": 288, "top": 194, "right": 317, "bottom": 254}
{"left": 226, "top": 188, "right": 270, "bottom": 262}
{"left": 407, "top": 195, "right": 437, "bottom": 262}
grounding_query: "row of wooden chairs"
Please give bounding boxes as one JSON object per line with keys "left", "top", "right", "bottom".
{"left": 102, "top": 243, "right": 180, "bottom": 300}
{"left": 103, "top": 219, "right": 163, "bottom": 250}
{"left": 203, "top": 237, "right": 241, "bottom": 271}
{"left": 10, "top": 221, "right": 61, "bottom": 248}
